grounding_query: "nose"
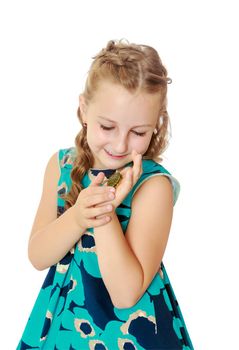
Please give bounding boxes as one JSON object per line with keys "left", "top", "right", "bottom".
{"left": 112, "top": 133, "right": 128, "bottom": 155}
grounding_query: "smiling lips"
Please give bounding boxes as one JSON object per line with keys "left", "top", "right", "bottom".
{"left": 105, "top": 149, "right": 127, "bottom": 159}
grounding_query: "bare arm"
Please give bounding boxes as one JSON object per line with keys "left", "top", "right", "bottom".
{"left": 28, "top": 206, "right": 85, "bottom": 271}
{"left": 28, "top": 151, "right": 85, "bottom": 270}
{"left": 94, "top": 175, "right": 173, "bottom": 309}
{"left": 28, "top": 152, "right": 116, "bottom": 271}
{"left": 94, "top": 210, "right": 143, "bottom": 309}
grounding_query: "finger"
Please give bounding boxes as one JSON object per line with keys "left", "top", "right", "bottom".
{"left": 132, "top": 149, "right": 137, "bottom": 158}
{"left": 85, "top": 191, "right": 115, "bottom": 207}
{"left": 88, "top": 216, "right": 111, "bottom": 227}
{"left": 89, "top": 172, "right": 105, "bottom": 186}
{"left": 87, "top": 185, "right": 115, "bottom": 195}
{"left": 119, "top": 167, "right": 131, "bottom": 176}
{"left": 132, "top": 151, "right": 142, "bottom": 183}
{"left": 131, "top": 150, "right": 140, "bottom": 170}
{"left": 136, "top": 153, "right": 143, "bottom": 177}
{"left": 88, "top": 203, "right": 113, "bottom": 218}
{"left": 125, "top": 167, "right": 133, "bottom": 186}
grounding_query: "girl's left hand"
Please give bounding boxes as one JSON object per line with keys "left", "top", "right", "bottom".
{"left": 98, "top": 150, "right": 142, "bottom": 210}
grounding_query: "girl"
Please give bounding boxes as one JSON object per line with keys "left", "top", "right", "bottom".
{"left": 17, "top": 39, "right": 194, "bottom": 349}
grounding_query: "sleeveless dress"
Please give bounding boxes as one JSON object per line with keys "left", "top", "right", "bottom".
{"left": 17, "top": 147, "right": 194, "bottom": 350}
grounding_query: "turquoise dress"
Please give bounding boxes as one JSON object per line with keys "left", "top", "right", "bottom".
{"left": 17, "top": 147, "right": 194, "bottom": 350}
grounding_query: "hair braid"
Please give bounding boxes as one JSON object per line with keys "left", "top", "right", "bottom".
{"left": 60, "top": 39, "right": 172, "bottom": 210}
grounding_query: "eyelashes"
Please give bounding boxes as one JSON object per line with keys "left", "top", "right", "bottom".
{"left": 100, "top": 125, "right": 146, "bottom": 137}
{"left": 100, "top": 125, "right": 113, "bottom": 131}
{"left": 132, "top": 131, "right": 146, "bottom": 137}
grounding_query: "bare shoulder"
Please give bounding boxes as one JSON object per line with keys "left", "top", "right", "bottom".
{"left": 41, "top": 151, "right": 60, "bottom": 196}
{"left": 29, "top": 150, "right": 60, "bottom": 241}
{"left": 132, "top": 174, "right": 174, "bottom": 206}
{"left": 128, "top": 174, "right": 174, "bottom": 240}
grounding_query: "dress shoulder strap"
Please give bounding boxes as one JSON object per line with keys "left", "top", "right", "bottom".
{"left": 58, "top": 147, "right": 76, "bottom": 171}
{"left": 122, "top": 159, "right": 180, "bottom": 207}
{"left": 57, "top": 147, "right": 76, "bottom": 210}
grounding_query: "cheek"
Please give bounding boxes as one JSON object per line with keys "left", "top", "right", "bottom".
{"left": 132, "top": 136, "right": 152, "bottom": 154}
{"left": 88, "top": 126, "right": 109, "bottom": 146}
{"left": 97, "top": 129, "right": 111, "bottom": 144}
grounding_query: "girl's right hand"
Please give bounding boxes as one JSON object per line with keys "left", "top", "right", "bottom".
{"left": 72, "top": 172, "right": 115, "bottom": 230}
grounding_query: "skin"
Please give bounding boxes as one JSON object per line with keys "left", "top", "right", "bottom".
{"left": 27, "top": 81, "right": 172, "bottom": 277}
{"left": 76, "top": 80, "right": 173, "bottom": 309}
{"left": 28, "top": 78, "right": 155, "bottom": 270}
{"left": 79, "top": 80, "right": 161, "bottom": 208}
{"left": 79, "top": 80, "right": 160, "bottom": 168}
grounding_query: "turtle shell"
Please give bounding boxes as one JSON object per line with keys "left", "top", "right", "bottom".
{"left": 107, "top": 171, "right": 122, "bottom": 188}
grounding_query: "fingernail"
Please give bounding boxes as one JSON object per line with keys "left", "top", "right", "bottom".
{"left": 109, "top": 187, "right": 115, "bottom": 192}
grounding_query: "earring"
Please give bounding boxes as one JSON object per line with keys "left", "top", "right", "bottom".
{"left": 153, "top": 128, "right": 158, "bottom": 135}
{"left": 83, "top": 122, "right": 87, "bottom": 128}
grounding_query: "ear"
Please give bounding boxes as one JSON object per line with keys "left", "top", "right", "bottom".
{"left": 79, "top": 94, "right": 88, "bottom": 122}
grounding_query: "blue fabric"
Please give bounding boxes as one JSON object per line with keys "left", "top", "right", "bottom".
{"left": 89, "top": 168, "right": 116, "bottom": 178}
{"left": 17, "top": 147, "right": 194, "bottom": 350}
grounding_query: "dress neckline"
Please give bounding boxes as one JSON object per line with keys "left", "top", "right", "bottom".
{"left": 89, "top": 168, "right": 117, "bottom": 179}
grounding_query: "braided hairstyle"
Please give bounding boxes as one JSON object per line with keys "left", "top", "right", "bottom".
{"left": 61, "top": 39, "right": 172, "bottom": 210}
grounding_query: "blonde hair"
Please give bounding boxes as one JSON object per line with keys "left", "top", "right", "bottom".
{"left": 61, "top": 39, "right": 172, "bottom": 210}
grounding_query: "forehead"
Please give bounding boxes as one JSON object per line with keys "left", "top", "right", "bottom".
{"left": 90, "top": 80, "right": 161, "bottom": 124}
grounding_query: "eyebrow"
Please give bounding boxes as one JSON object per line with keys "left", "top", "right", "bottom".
{"left": 98, "top": 116, "right": 153, "bottom": 128}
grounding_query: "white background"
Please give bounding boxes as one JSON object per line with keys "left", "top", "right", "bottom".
{"left": 1, "top": 1, "right": 238, "bottom": 349}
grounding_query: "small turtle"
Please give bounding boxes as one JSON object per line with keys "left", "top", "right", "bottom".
{"left": 104, "top": 171, "right": 122, "bottom": 188}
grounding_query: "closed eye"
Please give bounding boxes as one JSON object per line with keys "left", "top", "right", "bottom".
{"left": 100, "top": 125, "right": 114, "bottom": 131}
{"left": 133, "top": 130, "right": 146, "bottom": 137}
{"left": 100, "top": 125, "right": 146, "bottom": 137}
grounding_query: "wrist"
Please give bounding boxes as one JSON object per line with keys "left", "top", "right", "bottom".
{"left": 70, "top": 205, "right": 86, "bottom": 233}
